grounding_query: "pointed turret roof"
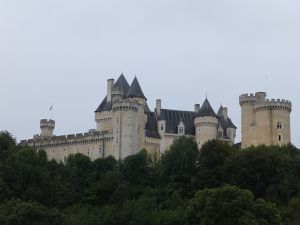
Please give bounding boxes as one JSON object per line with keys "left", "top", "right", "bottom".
{"left": 126, "top": 77, "right": 147, "bottom": 100}
{"left": 113, "top": 73, "right": 130, "bottom": 94}
{"left": 196, "top": 98, "right": 217, "bottom": 117}
{"left": 217, "top": 105, "right": 223, "bottom": 116}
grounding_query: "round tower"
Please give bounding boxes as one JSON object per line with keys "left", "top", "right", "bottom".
{"left": 194, "top": 99, "right": 218, "bottom": 149}
{"left": 194, "top": 116, "right": 218, "bottom": 148}
{"left": 40, "top": 119, "right": 55, "bottom": 137}
{"left": 254, "top": 98, "right": 292, "bottom": 146}
{"left": 112, "top": 101, "right": 140, "bottom": 160}
{"left": 239, "top": 93, "right": 259, "bottom": 147}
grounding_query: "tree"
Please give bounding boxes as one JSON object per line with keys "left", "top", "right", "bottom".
{"left": 224, "top": 145, "right": 291, "bottom": 201}
{"left": 0, "top": 199, "right": 65, "bottom": 225}
{"left": 196, "top": 140, "right": 235, "bottom": 189}
{"left": 186, "top": 185, "right": 282, "bottom": 225}
{"left": 121, "top": 150, "right": 153, "bottom": 185}
{"left": 159, "top": 136, "right": 199, "bottom": 194}
{"left": 0, "top": 131, "right": 17, "bottom": 162}
{"left": 280, "top": 197, "right": 300, "bottom": 225}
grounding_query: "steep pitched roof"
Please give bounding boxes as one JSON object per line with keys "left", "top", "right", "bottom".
{"left": 196, "top": 98, "right": 217, "bottom": 118}
{"left": 113, "top": 73, "right": 130, "bottom": 95}
{"left": 126, "top": 77, "right": 147, "bottom": 100}
{"left": 95, "top": 96, "right": 112, "bottom": 112}
{"left": 158, "top": 109, "right": 196, "bottom": 135}
{"left": 145, "top": 112, "right": 160, "bottom": 138}
{"left": 217, "top": 105, "right": 224, "bottom": 116}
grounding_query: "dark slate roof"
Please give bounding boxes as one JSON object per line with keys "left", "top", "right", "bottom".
{"left": 196, "top": 98, "right": 217, "bottom": 118}
{"left": 126, "top": 77, "right": 147, "bottom": 100}
{"left": 95, "top": 96, "right": 112, "bottom": 112}
{"left": 145, "top": 112, "right": 160, "bottom": 138}
{"left": 217, "top": 105, "right": 224, "bottom": 116}
{"left": 113, "top": 73, "right": 130, "bottom": 96}
{"left": 159, "top": 109, "right": 196, "bottom": 135}
{"left": 217, "top": 105, "right": 237, "bottom": 138}
{"left": 144, "top": 104, "right": 151, "bottom": 113}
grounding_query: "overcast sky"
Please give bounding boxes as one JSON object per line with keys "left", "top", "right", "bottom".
{"left": 1, "top": 0, "right": 299, "bottom": 147}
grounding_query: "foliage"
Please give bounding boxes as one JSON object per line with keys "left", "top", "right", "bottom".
{"left": 0, "top": 133, "right": 299, "bottom": 224}
{"left": 186, "top": 185, "right": 282, "bottom": 225}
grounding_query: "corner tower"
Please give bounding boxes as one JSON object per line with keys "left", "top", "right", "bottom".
{"left": 112, "top": 77, "right": 148, "bottom": 159}
{"left": 239, "top": 92, "right": 292, "bottom": 147}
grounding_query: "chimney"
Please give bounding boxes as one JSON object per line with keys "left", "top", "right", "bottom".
{"left": 107, "top": 79, "right": 114, "bottom": 102}
{"left": 222, "top": 107, "right": 228, "bottom": 119}
{"left": 156, "top": 99, "right": 161, "bottom": 116}
{"left": 195, "top": 104, "right": 200, "bottom": 113}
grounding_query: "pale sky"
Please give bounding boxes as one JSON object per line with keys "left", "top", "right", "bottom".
{"left": 1, "top": 0, "right": 299, "bottom": 147}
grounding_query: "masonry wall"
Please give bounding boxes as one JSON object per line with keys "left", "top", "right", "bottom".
{"left": 194, "top": 116, "right": 218, "bottom": 148}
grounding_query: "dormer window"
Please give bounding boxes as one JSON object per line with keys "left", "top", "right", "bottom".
{"left": 178, "top": 127, "right": 184, "bottom": 135}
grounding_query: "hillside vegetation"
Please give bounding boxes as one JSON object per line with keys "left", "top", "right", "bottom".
{"left": 0, "top": 131, "right": 299, "bottom": 225}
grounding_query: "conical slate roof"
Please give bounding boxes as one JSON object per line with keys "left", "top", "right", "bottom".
{"left": 217, "top": 105, "right": 223, "bottom": 116}
{"left": 196, "top": 98, "right": 217, "bottom": 117}
{"left": 95, "top": 96, "right": 112, "bottom": 112}
{"left": 113, "top": 73, "right": 130, "bottom": 95}
{"left": 127, "top": 77, "right": 147, "bottom": 100}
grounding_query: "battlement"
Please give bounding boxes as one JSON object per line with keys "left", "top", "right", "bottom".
{"left": 112, "top": 101, "right": 139, "bottom": 112}
{"left": 239, "top": 93, "right": 258, "bottom": 105}
{"left": 254, "top": 98, "right": 292, "bottom": 112}
{"left": 20, "top": 130, "right": 113, "bottom": 148}
{"left": 40, "top": 119, "right": 55, "bottom": 128}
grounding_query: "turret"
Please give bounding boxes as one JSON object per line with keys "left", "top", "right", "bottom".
{"left": 194, "top": 99, "right": 218, "bottom": 148}
{"left": 40, "top": 119, "right": 55, "bottom": 137}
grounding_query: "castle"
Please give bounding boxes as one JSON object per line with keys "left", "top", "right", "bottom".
{"left": 21, "top": 75, "right": 293, "bottom": 162}
{"left": 21, "top": 74, "right": 239, "bottom": 162}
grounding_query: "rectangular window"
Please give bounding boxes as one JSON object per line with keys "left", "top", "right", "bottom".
{"left": 277, "top": 122, "right": 282, "bottom": 130}
{"left": 279, "top": 135, "right": 282, "bottom": 142}
{"left": 161, "top": 125, "right": 164, "bottom": 131}
{"left": 178, "top": 127, "right": 184, "bottom": 134}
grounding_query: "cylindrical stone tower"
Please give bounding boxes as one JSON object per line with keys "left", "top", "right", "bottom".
{"left": 40, "top": 119, "right": 55, "bottom": 137}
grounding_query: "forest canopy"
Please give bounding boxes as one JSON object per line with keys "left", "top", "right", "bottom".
{"left": 0, "top": 131, "right": 299, "bottom": 225}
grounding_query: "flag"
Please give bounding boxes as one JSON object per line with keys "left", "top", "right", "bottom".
{"left": 49, "top": 106, "right": 53, "bottom": 111}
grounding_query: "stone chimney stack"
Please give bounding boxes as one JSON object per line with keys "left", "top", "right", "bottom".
{"left": 156, "top": 99, "right": 161, "bottom": 116}
{"left": 222, "top": 107, "right": 228, "bottom": 119}
{"left": 195, "top": 104, "right": 200, "bottom": 113}
{"left": 107, "top": 79, "right": 115, "bottom": 102}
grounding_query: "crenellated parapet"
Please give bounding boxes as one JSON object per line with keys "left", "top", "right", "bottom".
{"left": 20, "top": 130, "right": 113, "bottom": 149}
{"left": 239, "top": 93, "right": 258, "bottom": 106}
{"left": 112, "top": 102, "right": 139, "bottom": 112}
{"left": 40, "top": 119, "right": 55, "bottom": 129}
{"left": 254, "top": 99, "right": 292, "bottom": 112}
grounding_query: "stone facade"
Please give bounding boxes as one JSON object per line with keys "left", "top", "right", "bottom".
{"left": 239, "top": 92, "right": 292, "bottom": 148}
{"left": 21, "top": 74, "right": 237, "bottom": 162}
